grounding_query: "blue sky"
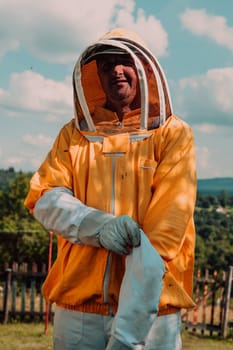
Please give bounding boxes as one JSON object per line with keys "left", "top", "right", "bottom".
{"left": 0, "top": 0, "right": 233, "bottom": 179}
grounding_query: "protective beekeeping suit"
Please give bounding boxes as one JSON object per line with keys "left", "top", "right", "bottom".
{"left": 25, "top": 28, "right": 196, "bottom": 350}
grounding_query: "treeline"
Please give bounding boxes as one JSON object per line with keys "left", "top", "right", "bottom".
{"left": 195, "top": 194, "right": 233, "bottom": 271}
{"left": 0, "top": 168, "right": 232, "bottom": 272}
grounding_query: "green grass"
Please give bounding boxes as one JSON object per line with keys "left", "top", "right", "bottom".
{"left": 0, "top": 323, "right": 52, "bottom": 350}
{"left": 182, "top": 329, "right": 233, "bottom": 350}
{"left": 0, "top": 323, "right": 232, "bottom": 349}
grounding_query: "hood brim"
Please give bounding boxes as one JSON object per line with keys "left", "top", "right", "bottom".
{"left": 82, "top": 45, "right": 130, "bottom": 64}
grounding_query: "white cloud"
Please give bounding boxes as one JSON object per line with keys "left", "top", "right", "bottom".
{"left": 0, "top": 70, "right": 73, "bottom": 121}
{"left": 2, "top": 153, "right": 43, "bottom": 172}
{"left": 0, "top": 0, "right": 168, "bottom": 63}
{"left": 0, "top": 140, "right": 51, "bottom": 171}
{"left": 180, "top": 8, "right": 233, "bottom": 52}
{"left": 196, "top": 146, "right": 209, "bottom": 170}
{"left": 112, "top": 7, "right": 168, "bottom": 57}
{"left": 22, "top": 133, "right": 53, "bottom": 147}
{"left": 173, "top": 67, "right": 233, "bottom": 125}
{"left": 6, "top": 156, "right": 25, "bottom": 166}
{"left": 193, "top": 124, "right": 217, "bottom": 134}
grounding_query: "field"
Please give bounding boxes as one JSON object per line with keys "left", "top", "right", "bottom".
{"left": 0, "top": 323, "right": 232, "bottom": 350}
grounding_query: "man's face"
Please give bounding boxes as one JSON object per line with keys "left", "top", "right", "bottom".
{"left": 97, "top": 54, "right": 139, "bottom": 109}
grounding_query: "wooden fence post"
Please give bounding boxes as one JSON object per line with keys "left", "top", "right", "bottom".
{"left": 221, "top": 266, "right": 233, "bottom": 338}
{"left": 210, "top": 270, "right": 217, "bottom": 336}
{"left": 3, "top": 268, "right": 12, "bottom": 324}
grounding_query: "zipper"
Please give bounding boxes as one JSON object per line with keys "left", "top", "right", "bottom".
{"left": 103, "top": 156, "right": 117, "bottom": 313}
{"left": 111, "top": 157, "right": 116, "bottom": 214}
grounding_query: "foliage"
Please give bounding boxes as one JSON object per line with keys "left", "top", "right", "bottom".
{"left": 0, "top": 169, "right": 57, "bottom": 269}
{"left": 195, "top": 192, "right": 233, "bottom": 272}
{"left": 0, "top": 168, "right": 233, "bottom": 273}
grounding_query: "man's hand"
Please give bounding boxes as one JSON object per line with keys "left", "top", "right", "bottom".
{"left": 98, "top": 215, "right": 141, "bottom": 255}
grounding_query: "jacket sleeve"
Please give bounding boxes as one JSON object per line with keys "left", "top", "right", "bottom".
{"left": 142, "top": 118, "right": 197, "bottom": 262}
{"left": 24, "top": 123, "right": 74, "bottom": 213}
{"left": 33, "top": 187, "right": 114, "bottom": 245}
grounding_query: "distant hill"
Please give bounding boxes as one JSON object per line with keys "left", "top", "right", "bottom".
{"left": 197, "top": 177, "right": 233, "bottom": 195}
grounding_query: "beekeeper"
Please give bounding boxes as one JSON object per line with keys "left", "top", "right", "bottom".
{"left": 25, "top": 28, "right": 196, "bottom": 350}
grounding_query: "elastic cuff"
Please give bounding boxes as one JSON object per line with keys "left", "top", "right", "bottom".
{"left": 78, "top": 210, "right": 114, "bottom": 247}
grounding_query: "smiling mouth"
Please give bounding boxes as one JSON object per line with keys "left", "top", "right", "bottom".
{"left": 112, "top": 78, "right": 129, "bottom": 85}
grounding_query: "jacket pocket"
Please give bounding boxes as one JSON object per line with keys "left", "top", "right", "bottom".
{"left": 139, "top": 158, "right": 158, "bottom": 172}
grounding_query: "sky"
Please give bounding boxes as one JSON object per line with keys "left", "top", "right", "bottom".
{"left": 0, "top": 0, "right": 233, "bottom": 179}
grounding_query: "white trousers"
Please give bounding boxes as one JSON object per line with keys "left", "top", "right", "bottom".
{"left": 53, "top": 307, "right": 182, "bottom": 349}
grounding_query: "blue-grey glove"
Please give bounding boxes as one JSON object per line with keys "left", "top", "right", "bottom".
{"left": 78, "top": 210, "right": 141, "bottom": 255}
{"left": 98, "top": 215, "right": 141, "bottom": 255}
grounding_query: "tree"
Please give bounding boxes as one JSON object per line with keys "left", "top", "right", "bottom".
{"left": 0, "top": 170, "right": 57, "bottom": 268}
